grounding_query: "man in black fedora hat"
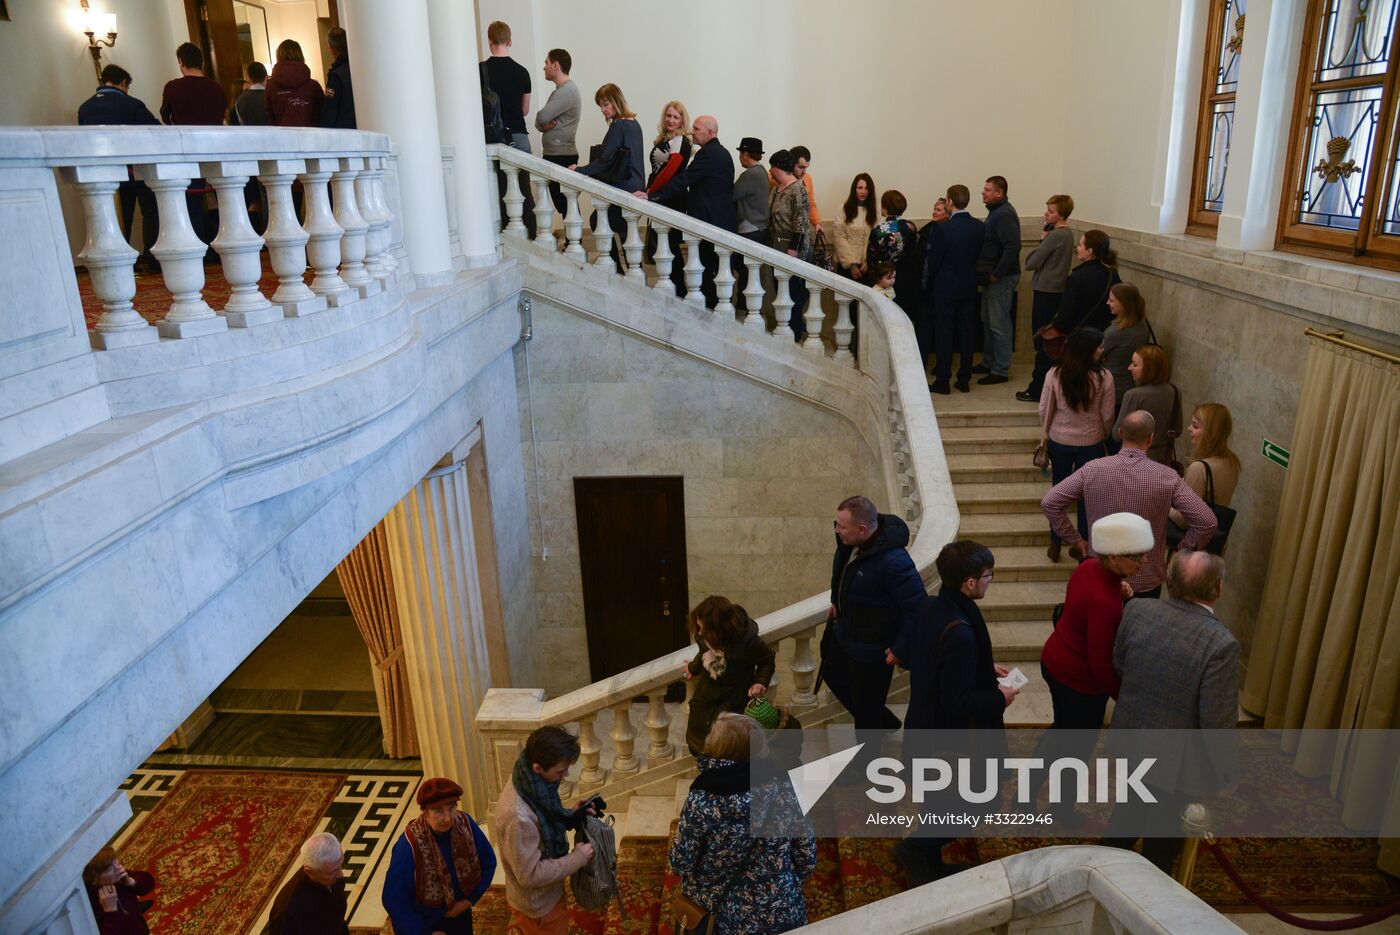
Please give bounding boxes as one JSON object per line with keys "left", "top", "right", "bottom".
{"left": 732, "top": 136, "right": 769, "bottom": 311}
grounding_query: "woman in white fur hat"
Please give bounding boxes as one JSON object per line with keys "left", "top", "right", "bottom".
{"left": 1035, "top": 512, "right": 1154, "bottom": 824}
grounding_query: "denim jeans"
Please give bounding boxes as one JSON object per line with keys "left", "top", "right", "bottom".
{"left": 980, "top": 274, "right": 1019, "bottom": 376}
{"left": 1048, "top": 438, "right": 1105, "bottom": 543}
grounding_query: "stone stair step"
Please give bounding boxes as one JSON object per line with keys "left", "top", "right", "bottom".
{"left": 984, "top": 545, "right": 1075, "bottom": 582}
{"left": 940, "top": 423, "right": 1043, "bottom": 454}
{"left": 957, "top": 511, "right": 1052, "bottom": 546}
{"left": 954, "top": 481, "right": 1049, "bottom": 513}
{"left": 978, "top": 580, "right": 1064, "bottom": 622}
{"left": 985, "top": 619, "right": 1054, "bottom": 661}
{"left": 947, "top": 451, "right": 1051, "bottom": 484}
{"left": 933, "top": 408, "right": 1041, "bottom": 428}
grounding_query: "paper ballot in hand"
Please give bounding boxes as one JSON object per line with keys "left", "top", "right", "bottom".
{"left": 997, "top": 666, "right": 1029, "bottom": 690}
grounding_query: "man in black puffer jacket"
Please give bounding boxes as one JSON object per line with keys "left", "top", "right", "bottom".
{"left": 820, "top": 496, "right": 928, "bottom": 731}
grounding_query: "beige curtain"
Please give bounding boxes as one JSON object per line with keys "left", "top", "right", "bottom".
{"left": 338, "top": 523, "right": 420, "bottom": 758}
{"left": 1242, "top": 337, "right": 1400, "bottom": 871}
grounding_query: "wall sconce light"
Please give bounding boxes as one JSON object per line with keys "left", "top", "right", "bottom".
{"left": 79, "top": 0, "right": 118, "bottom": 81}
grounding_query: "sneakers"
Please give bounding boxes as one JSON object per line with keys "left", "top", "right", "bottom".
{"left": 977, "top": 374, "right": 1009, "bottom": 385}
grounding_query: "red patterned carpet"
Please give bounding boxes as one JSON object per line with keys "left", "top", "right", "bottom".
{"left": 117, "top": 769, "right": 344, "bottom": 934}
{"left": 74, "top": 256, "right": 287, "bottom": 330}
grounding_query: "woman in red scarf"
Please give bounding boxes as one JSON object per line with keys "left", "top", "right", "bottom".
{"left": 383, "top": 777, "right": 496, "bottom": 935}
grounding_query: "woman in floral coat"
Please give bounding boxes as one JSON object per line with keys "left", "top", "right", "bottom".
{"left": 669, "top": 714, "right": 816, "bottom": 935}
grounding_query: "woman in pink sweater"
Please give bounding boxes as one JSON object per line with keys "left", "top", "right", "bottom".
{"left": 1039, "top": 328, "right": 1114, "bottom": 561}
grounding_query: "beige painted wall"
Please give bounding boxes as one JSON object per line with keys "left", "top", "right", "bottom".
{"left": 516, "top": 299, "right": 883, "bottom": 696}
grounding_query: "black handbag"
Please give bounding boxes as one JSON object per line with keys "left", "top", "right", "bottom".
{"left": 1200, "top": 461, "right": 1237, "bottom": 555}
{"left": 587, "top": 142, "right": 634, "bottom": 189}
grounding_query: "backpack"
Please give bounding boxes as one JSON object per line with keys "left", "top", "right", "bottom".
{"left": 479, "top": 64, "right": 508, "bottom": 144}
{"left": 570, "top": 813, "right": 622, "bottom": 914}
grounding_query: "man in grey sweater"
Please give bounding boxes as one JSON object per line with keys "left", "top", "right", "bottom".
{"left": 1018, "top": 194, "right": 1076, "bottom": 402}
{"left": 733, "top": 137, "right": 769, "bottom": 311}
{"left": 535, "top": 48, "right": 580, "bottom": 216}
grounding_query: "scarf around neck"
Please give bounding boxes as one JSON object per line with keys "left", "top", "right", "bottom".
{"left": 404, "top": 811, "right": 481, "bottom": 909}
{"left": 512, "top": 752, "right": 575, "bottom": 859}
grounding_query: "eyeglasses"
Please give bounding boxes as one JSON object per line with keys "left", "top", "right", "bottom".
{"left": 978, "top": 571, "right": 995, "bottom": 581}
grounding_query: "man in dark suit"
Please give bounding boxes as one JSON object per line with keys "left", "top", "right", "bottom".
{"left": 1102, "top": 550, "right": 1240, "bottom": 872}
{"left": 924, "top": 184, "right": 985, "bottom": 393}
{"left": 638, "top": 115, "right": 735, "bottom": 308}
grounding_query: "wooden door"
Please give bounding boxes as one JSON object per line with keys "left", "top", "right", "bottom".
{"left": 575, "top": 477, "right": 689, "bottom": 682}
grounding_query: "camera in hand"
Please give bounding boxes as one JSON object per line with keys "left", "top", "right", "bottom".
{"left": 584, "top": 794, "right": 607, "bottom": 817}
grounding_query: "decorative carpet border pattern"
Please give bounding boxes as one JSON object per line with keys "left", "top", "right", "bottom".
{"left": 117, "top": 766, "right": 419, "bottom": 931}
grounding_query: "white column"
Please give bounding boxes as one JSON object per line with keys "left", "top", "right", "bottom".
{"left": 202, "top": 160, "right": 282, "bottom": 328}
{"left": 803, "top": 288, "right": 825, "bottom": 351}
{"left": 771, "top": 269, "right": 794, "bottom": 338}
{"left": 562, "top": 190, "right": 586, "bottom": 261}
{"left": 345, "top": 0, "right": 454, "bottom": 283}
{"left": 1153, "top": 0, "right": 1209, "bottom": 233}
{"left": 682, "top": 231, "right": 704, "bottom": 306}
{"left": 834, "top": 297, "right": 856, "bottom": 361}
{"left": 259, "top": 160, "right": 326, "bottom": 317}
{"left": 621, "top": 209, "right": 645, "bottom": 281}
{"left": 652, "top": 222, "right": 675, "bottom": 291}
{"left": 426, "top": 0, "right": 499, "bottom": 266}
{"left": 137, "top": 163, "right": 227, "bottom": 339}
{"left": 742, "top": 257, "right": 765, "bottom": 327}
{"left": 356, "top": 156, "right": 393, "bottom": 284}
{"left": 713, "top": 246, "right": 735, "bottom": 315}
{"left": 383, "top": 458, "right": 497, "bottom": 817}
{"left": 532, "top": 177, "right": 557, "bottom": 249}
{"left": 1216, "top": 0, "right": 1310, "bottom": 251}
{"left": 62, "top": 166, "right": 157, "bottom": 348}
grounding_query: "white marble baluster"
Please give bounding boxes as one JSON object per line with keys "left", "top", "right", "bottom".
{"left": 502, "top": 164, "right": 527, "bottom": 238}
{"left": 369, "top": 156, "right": 399, "bottom": 279}
{"left": 681, "top": 231, "right": 705, "bottom": 306}
{"left": 356, "top": 157, "right": 390, "bottom": 283}
{"left": 791, "top": 632, "right": 818, "bottom": 706}
{"left": 578, "top": 715, "right": 605, "bottom": 785}
{"left": 621, "top": 210, "right": 645, "bottom": 281}
{"left": 531, "top": 177, "right": 556, "bottom": 248}
{"left": 300, "top": 159, "right": 351, "bottom": 306}
{"left": 332, "top": 158, "right": 380, "bottom": 298}
{"left": 258, "top": 160, "right": 325, "bottom": 317}
{"left": 645, "top": 695, "right": 674, "bottom": 762}
{"left": 834, "top": 297, "right": 856, "bottom": 361}
{"left": 803, "top": 286, "right": 826, "bottom": 352}
{"left": 137, "top": 163, "right": 227, "bottom": 338}
{"left": 592, "top": 197, "right": 615, "bottom": 268}
{"left": 771, "top": 269, "right": 794, "bottom": 338}
{"left": 651, "top": 222, "right": 674, "bottom": 292}
{"left": 611, "top": 701, "right": 639, "bottom": 774}
{"left": 201, "top": 160, "right": 282, "bottom": 328}
{"left": 63, "top": 166, "right": 157, "bottom": 348}
{"left": 742, "top": 257, "right": 765, "bottom": 328}
{"left": 562, "top": 189, "right": 586, "bottom": 262}
{"left": 713, "top": 246, "right": 735, "bottom": 316}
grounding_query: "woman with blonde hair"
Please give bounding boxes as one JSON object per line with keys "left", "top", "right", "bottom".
{"left": 1169, "top": 402, "right": 1240, "bottom": 550}
{"left": 265, "top": 38, "right": 323, "bottom": 127}
{"left": 1099, "top": 282, "right": 1153, "bottom": 412}
{"left": 572, "top": 84, "right": 645, "bottom": 270}
{"left": 1112, "top": 343, "right": 1182, "bottom": 466}
{"left": 669, "top": 714, "right": 816, "bottom": 934}
{"left": 645, "top": 100, "right": 694, "bottom": 293}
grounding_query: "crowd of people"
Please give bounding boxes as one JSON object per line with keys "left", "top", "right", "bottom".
{"left": 76, "top": 18, "right": 1254, "bottom": 935}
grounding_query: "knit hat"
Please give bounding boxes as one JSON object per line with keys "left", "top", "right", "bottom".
{"left": 416, "top": 776, "right": 463, "bottom": 809}
{"left": 744, "top": 696, "right": 781, "bottom": 730}
{"left": 1090, "top": 512, "right": 1155, "bottom": 556}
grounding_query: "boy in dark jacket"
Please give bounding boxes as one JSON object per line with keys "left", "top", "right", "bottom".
{"left": 820, "top": 495, "right": 927, "bottom": 732}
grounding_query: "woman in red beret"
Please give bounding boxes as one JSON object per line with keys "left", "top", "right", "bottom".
{"left": 383, "top": 777, "right": 496, "bottom": 935}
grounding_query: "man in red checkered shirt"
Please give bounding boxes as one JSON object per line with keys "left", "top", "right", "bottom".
{"left": 1041, "top": 411, "right": 1216, "bottom": 597}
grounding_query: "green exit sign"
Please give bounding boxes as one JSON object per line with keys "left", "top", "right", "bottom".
{"left": 1262, "top": 439, "right": 1290, "bottom": 469}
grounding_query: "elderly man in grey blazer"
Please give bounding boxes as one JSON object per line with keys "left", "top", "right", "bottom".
{"left": 1101, "top": 550, "right": 1239, "bottom": 872}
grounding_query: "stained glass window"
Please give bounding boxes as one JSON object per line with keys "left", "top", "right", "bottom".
{"left": 1281, "top": 0, "right": 1400, "bottom": 265}
{"left": 1190, "top": 0, "right": 1249, "bottom": 229}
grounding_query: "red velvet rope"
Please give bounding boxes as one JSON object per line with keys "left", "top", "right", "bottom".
{"left": 1200, "top": 839, "right": 1400, "bottom": 931}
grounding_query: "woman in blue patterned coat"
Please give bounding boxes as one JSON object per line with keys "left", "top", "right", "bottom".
{"left": 668, "top": 714, "right": 816, "bottom": 935}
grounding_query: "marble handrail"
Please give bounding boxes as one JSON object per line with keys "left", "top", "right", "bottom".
{"left": 478, "top": 145, "right": 958, "bottom": 796}
{"left": 0, "top": 127, "right": 398, "bottom": 349}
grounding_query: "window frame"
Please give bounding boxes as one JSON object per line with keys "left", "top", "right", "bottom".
{"left": 1277, "top": 0, "right": 1400, "bottom": 269}
{"left": 1188, "top": 0, "right": 1246, "bottom": 236}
